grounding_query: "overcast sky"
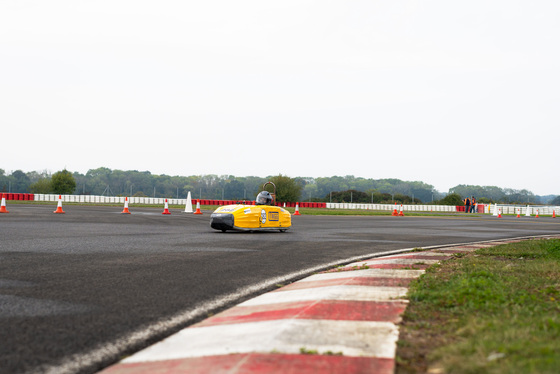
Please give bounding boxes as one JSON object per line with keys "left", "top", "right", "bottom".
{"left": 1, "top": 1, "right": 558, "bottom": 195}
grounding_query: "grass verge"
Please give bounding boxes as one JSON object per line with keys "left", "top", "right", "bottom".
{"left": 396, "top": 239, "right": 560, "bottom": 374}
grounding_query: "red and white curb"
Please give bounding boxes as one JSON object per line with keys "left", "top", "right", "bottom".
{"left": 99, "top": 239, "right": 539, "bottom": 374}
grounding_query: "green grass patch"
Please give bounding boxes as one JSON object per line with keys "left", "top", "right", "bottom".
{"left": 396, "top": 239, "right": 560, "bottom": 374}
{"left": 299, "top": 347, "right": 343, "bottom": 356}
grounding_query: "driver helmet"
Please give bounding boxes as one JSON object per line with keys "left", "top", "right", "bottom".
{"left": 255, "top": 191, "right": 273, "bottom": 205}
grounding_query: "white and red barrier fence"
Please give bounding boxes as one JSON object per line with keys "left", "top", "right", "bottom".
{"left": 487, "top": 203, "right": 559, "bottom": 216}
{"left": 326, "top": 202, "right": 460, "bottom": 212}
{"left": 8, "top": 194, "right": 558, "bottom": 215}
{"left": 33, "top": 194, "right": 187, "bottom": 206}
{"left": 31, "top": 194, "right": 325, "bottom": 208}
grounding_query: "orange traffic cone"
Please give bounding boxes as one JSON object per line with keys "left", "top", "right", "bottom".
{"left": 162, "top": 199, "right": 171, "bottom": 215}
{"left": 0, "top": 194, "right": 9, "bottom": 213}
{"left": 497, "top": 208, "right": 502, "bottom": 218}
{"left": 53, "top": 195, "right": 65, "bottom": 214}
{"left": 535, "top": 209, "right": 539, "bottom": 218}
{"left": 516, "top": 208, "right": 520, "bottom": 218}
{"left": 392, "top": 203, "right": 398, "bottom": 216}
{"left": 553, "top": 210, "right": 556, "bottom": 218}
{"left": 294, "top": 203, "right": 301, "bottom": 215}
{"left": 398, "top": 204, "right": 404, "bottom": 216}
{"left": 194, "top": 200, "right": 203, "bottom": 215}
{"left": 121, "top": 197, "right": 131, "bottom": 214}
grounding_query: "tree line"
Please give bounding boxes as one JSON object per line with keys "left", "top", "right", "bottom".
{"left": 1, "top": 167, "right": 557, "bottom": 204}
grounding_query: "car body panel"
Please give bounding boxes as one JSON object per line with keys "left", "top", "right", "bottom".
{"left": 210, "top": 204, "right": 291, "bottom": 232}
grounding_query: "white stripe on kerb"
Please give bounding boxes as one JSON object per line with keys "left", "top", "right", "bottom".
{"left": 123, "top": 319, "right": 399, "bottom": 363}
{"left": 239, "top": 285, "right": 408, "bottom": 306}
{"left": 300, "top": 268, "right": 425, "bottom": 282}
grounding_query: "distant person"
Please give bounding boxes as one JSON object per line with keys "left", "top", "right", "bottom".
{"left": 470, "top": 196, "right": 476, "bottom": 213}
{"left": 464, "top": 196, "right": 470, "bottom": 213}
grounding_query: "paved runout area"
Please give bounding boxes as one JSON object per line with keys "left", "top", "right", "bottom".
{"left": 100, "top": 237, "right": 557, "bottom": 374}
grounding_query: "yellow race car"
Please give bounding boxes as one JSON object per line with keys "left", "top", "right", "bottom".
{"left": 210, "top": 182, "right": 291, "bottom": 232}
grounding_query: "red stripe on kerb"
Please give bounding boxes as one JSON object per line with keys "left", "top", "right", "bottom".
{"left": 195, "top": 300, "right": 407, "bottom": 327}
{"left": 100, "top": 353, "right": 395, "bottom": 374}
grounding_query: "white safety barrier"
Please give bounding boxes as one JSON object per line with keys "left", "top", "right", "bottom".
{"left": 326, "top": 203, "right": 458, "bottom": 212}
{"left": 34, "top": 194, "right": 188, "bottom": 206}
{"left": 28, "top": 195, "right": 560, "bottom": 215}
{"left": 326, "top": 203, "right": 558, "bottom": 214}
{"left": 489, "top": 204, "right": 560, "bottom": 216}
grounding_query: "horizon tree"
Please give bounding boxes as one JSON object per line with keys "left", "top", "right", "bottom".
{"left": 51, "top": 169, "right": 76, "bottom": 195}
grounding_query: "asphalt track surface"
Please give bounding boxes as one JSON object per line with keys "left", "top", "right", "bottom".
{"left": 1, "top": 204, "right": 559, "bottom": 374}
